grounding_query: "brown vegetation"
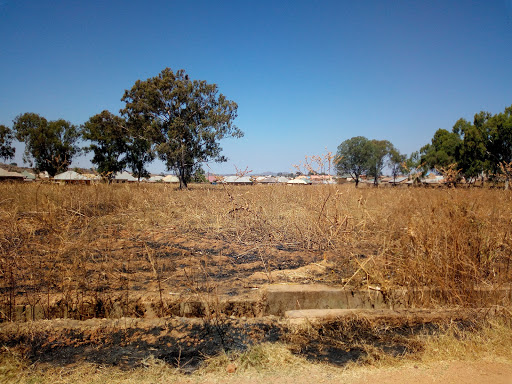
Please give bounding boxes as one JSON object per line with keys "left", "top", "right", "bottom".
{"left": 1, "top": 182, "right": 512, "bottom": 379}
{"left": 1, "top": 183, "right": 511, "bottom": 321}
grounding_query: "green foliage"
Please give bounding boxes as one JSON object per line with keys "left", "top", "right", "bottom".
{"left": 81, "top": 110, "right": 128, "bottom": 182}
{"left": 453, "top": 117, "right": 487, "bottom": 181}
{"left": 123, "top": 117, "right": 156, "bottom": 181}
{"left": 367, "top": 139, "right": 394, "bottom": 185}
{"left": 13, "top": 112, "right": 80, "bottom": 177}
{"left": 121, "top": 67, "right": 242, "bottom": 189}
{"left": 336, "top": 137, "right": 397, "bottom": 186}
{"left": 125, "top": 136, "right": 155, "bottom": 181}
{"left": 193, "top": 166, "right": 207, "bottom": 183}
{"left": 335, "top": 136, "right": 372, "bottom": 187}
{"left": 485, "top": 106, "right": 512, "bottom": 174}
{"left": 389, "top": 147, "right": 406, "bottom": 182}
{"left": 419, "top": 104, "right": 512, "bottom": 185}
{"left": 420, "top": 128, "right": 461, "bottom": 173}
{"left": 0, "top": 124, "right": 15, "bottom": 161}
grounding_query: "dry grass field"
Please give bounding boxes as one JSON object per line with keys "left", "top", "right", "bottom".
{"left": 1, "top": 182, "right": 512, "bottom": 382}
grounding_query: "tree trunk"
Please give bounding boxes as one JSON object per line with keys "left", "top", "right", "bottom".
{"left": 179, "top": 166, "right": 188, "bottom": 189}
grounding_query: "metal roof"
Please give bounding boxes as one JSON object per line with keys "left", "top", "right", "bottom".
{"left": 388, "top": 176, "right": 408, "bottom": 183}
{"left": 0, "top": 168, "right": 24, "bottom": 178}
{"left": 222, "top": 175, "right": 253, "bottom": 183}
{"left": 162, "top": 174, "right": 179, "bottom": 183}
{"left": 54, "top": 171, "right": 90, "bottom": 180}
{"left": 114, "top": 171, "right": 138, "bottom": 181}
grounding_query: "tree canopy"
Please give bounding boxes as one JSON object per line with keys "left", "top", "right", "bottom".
{"left": 121, "top": 68, "right": 242, "bottom": 188}
{"left": 0, "top": 124, "right": 15, "bottom": 161}
{"left": 420, "top": 128, "right": 461, "bottom": 173}
{"left": 419, "top": 104, "right": 512, "bottom": 187}
{"left": 367, "top": 139, "right": 394, "bottom": 185}
{"left": 125, "top": 132, "right": 155, "bottom": 181}
{"left": 389, "top": 147, "right": 406, "bottom": 184}
{"left": 336, "top": 137, "right": 402, "bottom": 186}
{"left": 335, "top": 136, "right": 372, "bottom": 187}
{"left": 81, "top": 110, "right": 129, "bottom": 182}
{"left": 13, "top": 113, "right": 80, "bottom": 177}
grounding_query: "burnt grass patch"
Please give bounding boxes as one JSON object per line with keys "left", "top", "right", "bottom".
{"left": 0, "top": 316, "right": 479, "bottom": 371}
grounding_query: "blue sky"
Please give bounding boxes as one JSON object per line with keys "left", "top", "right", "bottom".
{"left": 1, "top": 0, "right": 511, "bottom": 174}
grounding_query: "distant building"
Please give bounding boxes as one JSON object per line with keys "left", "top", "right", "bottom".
{"left": 221, "top": 175, "right": 253, "bottom": 185}
{"left": 287, "top": 177, "right": 311, "bottom": 185}
{"left": 54, "top": 171, "right": 91, "bottom": 184}
{"left": 114, "top": 171, "right": 138, "bottom": 183}
{"left": 162, "top": 174, "right": 179, "bottom": 183}
{"left": 0, "top": 168, "right": 25, "bottom": 182}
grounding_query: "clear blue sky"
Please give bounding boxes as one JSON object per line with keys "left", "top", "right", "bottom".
{"left": 1, "top": 0, "right": 512, "bottom": 174}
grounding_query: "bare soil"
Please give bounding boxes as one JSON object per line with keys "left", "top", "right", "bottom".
{"left": 184, "top": 360, "right": 512, "bottom": 384}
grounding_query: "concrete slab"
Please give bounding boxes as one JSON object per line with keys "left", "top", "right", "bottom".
{"left": 263, "top": 284, "right": 512, "bottom": 316}
{"left": 263, "top": 284, "right": 389, "bottom": 316}
{"left": 284, "top": 307, "right": 486, "bottom": 324}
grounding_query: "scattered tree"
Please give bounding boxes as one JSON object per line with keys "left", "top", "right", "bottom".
{"left": 0, "top": 124, "right": 15, "bottom": 161}
{"left": 420, "top": 128, "right": 461, "bottom": 173}
{"left": 389, "top": 147, "right": 406, "bottom": 184}
{"left": 193, "top": 166, "right": 207, "bottom": 183}
{"left": 367, "top": 139, "right": 394, "bottom": 185}
{"left": 121, "top": 68, "right": 242, "bottom": 189}
{"left": 485, "top": 105, "right": 512, "bottom": 187}
{"left": 335, "top": 136, "right": 372, "bottom": 187}
{"left": 404, "top": 151, "right": 422, "bottom": 182}
{"left": 452, "top": 116, "right": 487, "bottom": 183}
{"left": 81, "top": 110, "right": 128, "bottom": 182}
{"left": 123, "top": 116, "right": 156, "bottom": 181}
{"left": 13, "top": 113, "right": 80, "bottom": 177}
{"left": 125, "top": 136, "right": 155, "bottom": 181}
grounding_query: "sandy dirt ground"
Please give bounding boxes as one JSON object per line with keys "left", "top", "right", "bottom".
{"left": 175, "top": 360, "right": 512, "bottom": 384}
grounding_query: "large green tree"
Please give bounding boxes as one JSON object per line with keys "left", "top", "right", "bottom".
{"left": 13, "top": 113, "right": 80, "bottom": 176}
{"left": 0, "top": 124, "right": 15, "bottom": 161}
{"left": 124, "top": 117, "right": 156, "bottom": 181}
{"left": 367, "top": 139, "right": 394, "bottom": 185}
{"left": 389, "top": 147, "right": 406, "bottom": 184}
{"left": 452, "top": 116, "right": 487, "bottom": 182}
{"left": 121, "top": 68, "right": 242, "bottom": 189}
{"left": 420, "top": 128, "right": 461, "bottom": 172}
{"left": 82, "top": 110, "right": 129, "bottom": 182}
{"left": 485, "top": 105, "right": 512, "bottom": 188}
{"left": 335, "top": 136, "right": 372, "bottom": 187}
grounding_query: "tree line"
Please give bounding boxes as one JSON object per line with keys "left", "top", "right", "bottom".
{"left": 0, "top": 68, "right": 242, "bottom": 189}
{"left": 336, "top": 104, "right": 512, "bottom": 188}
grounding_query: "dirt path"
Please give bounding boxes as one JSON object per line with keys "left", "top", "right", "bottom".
{"left": 179, "top": 360, "right": 512, "bottom": 384}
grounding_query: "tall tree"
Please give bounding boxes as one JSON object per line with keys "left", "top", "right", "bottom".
{"left": 420, "top": 128, "right": 461, "bottom": 173}
{"left": 125, "top": 117, "right": 155, "bottom": 181}
{"left": 452, "top": 116, "right": 487, "bottom": 182}
{"left": 0, "top": 124, "right": 15, "bottom": 161}
{"left": 335, "top": 136, "right": 372, "bottom": 187}
{"left": 81, "top": 110, "right": 129, "bottom": 182}
{"left": 404, "top": 151, "right": 422, "bottom": 182}
{"left": 389, "top": 147, "right": 406, "bottom": 184}
{"left": 193, "top": 166, "right": 207, "bottom": 183}
{"left": 485, "top": 105, "right": 512, "bottom": 188}
{"left": 13, "top": 113, "right": 80, "bottom": 177}
{"left": 121, "top": 68, "right": 242, "bottom": 189}
{"left": 367, "top": 139, "right": 394, "bottom": 185}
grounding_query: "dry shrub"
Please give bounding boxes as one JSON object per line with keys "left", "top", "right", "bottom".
{"left": 1, "top": 182, "right": 512, "bottom": 320}
{"left": 199, "top": 342, "right": 307, "bottom": 374}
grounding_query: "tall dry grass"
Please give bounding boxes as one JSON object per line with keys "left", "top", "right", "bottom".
{"left": 1, "top": 182, "right": 511, "bottom": 320}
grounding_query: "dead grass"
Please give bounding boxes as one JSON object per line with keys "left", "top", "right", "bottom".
{"left": 1, "top": 316, "right": 511, "bottom": 383}
{"left": 1, "top": 183, "right": 512, "bottom": 320}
